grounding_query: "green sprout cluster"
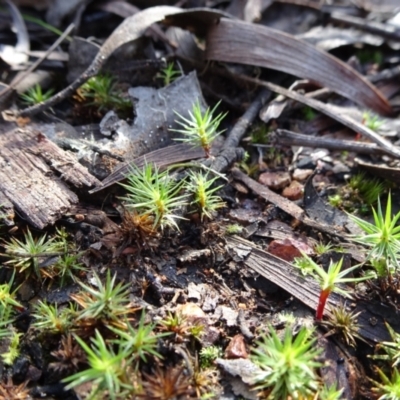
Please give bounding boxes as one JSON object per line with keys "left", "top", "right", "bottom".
{"left": 362, "top": 111, "right": 384, "bottom": 132}
{"left": 172, "top": 100, "right": 227, "bottom": 158}
{"left": 3, "top": 227, "right": 86, "bottom": 283}
{"left": 156, "top": 62, "right": 181, "bottom": 86}
{"left": 120, "top": 163, "right": 226, "bottom": 233}
{"left": 329, "top": 172, "right": 386, "bottom": 212}
{"left": 186, "top": 171, "right": 225, "bottom": 221}
{"left": 251, "top": 325, "right": 322, "bottom": 399}
{"left": 61, "top": 311, "right": 169, "bottom": 399}
{"left": 20, "top": 84, "right": 54, "bottom": 105}
{"left": 293, "top": 254, "right": 372, "bottom": 320}
{"left": 77, "top": 73, "right": 131, "bottom": 114}
{"left": 71, "top": 270, "right": 134, "bottom": 329}
{"left": 120, "top": 164, "right": 188, "bottom": 230}
{"left": 199, "top": 346, "right": 222, "bottom": 369}
{"left": 371, "top": 323, "right": 400, "bottom": 400}
{"left": 349, "top": 193, "right": 400, "bottom": 280}
{"left": 32, "top": 301, "right": 77, "bottom": 334}
{"left": 0, "top": 272, "right": 23, "bottom": 365}
{"left": 63, "top": 330, "right": 134, "bottom": 399}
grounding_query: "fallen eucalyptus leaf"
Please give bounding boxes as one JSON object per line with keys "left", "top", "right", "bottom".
{"left": 206, "top": 18, "right": 392, "bottom": 115}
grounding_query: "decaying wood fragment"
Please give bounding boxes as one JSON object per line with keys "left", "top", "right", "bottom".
{"left": 0, "top": 125, "right": 100, "bottom": 229}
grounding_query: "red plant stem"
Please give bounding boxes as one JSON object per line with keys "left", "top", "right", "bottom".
{"left": 316, "top": 289, "right": 330, "bottom": 320}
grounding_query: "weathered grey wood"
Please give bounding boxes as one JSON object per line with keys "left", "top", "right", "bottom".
{"left": 0, "top": 125, "right": 100, "bottom": 229}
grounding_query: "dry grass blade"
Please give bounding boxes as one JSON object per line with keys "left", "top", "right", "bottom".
{"left": 206, "top": 18, "right": 392, "bottom": 115}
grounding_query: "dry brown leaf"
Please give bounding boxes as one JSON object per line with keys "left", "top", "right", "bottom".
{"left": 206, "top": 18, "right": 392, "bottom": 115}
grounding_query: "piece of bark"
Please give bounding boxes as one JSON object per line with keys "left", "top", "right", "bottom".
{"left": 272, "top": 129, "right": 387, "bottom": 155}
{"left": 0, "top": 125, "right": 100, "bottom": 229}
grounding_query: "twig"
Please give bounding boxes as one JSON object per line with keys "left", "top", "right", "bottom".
{"left": 223, "top": 88, "right": 271, "bottom": 149}
{"left": 268, "top": 129, "right": 386, "bottom": 155}
{"left": 234, "top": 74, "right": 400, "bottom": 158}
{"left": 330, "top": 12, "right": 400, "bottom": 41}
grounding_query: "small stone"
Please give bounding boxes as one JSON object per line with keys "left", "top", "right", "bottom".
{"left": 282, "top": 180, "right": 303, "bottom": 201}
{"left": 225, "top": 334, "right": 248, "bottom": 359}
{"left": 228, "top": 208, "right": 261, "bottom": 224}
{"left": 259, "top": 171, "right": 291, "bottom": 190}
{"left": 177, "top": 302, "right": 206, "bottom": 320}
{"left": 292, "top": 168, "right": 313, "bottom": 181}
{"left": 267, "top": 239, "right": 303, "bottom": 262}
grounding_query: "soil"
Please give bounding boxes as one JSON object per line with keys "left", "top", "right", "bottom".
{"left": 1, "top": 1, "right": 400, "bottom": 399}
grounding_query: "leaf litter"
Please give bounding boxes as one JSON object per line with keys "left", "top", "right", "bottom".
{"left": 1, "top": 0, "right": 400, "bottom": 398}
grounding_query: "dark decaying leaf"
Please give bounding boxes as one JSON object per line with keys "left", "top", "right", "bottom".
{"left": 205, "top": 18, "right": 392, "bottom": 115}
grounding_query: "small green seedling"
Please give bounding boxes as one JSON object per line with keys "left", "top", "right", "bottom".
{"left": 314, "top": 241, "right": 335, "bottom": 255}
{"left": 4, "top": 228, "right": 64, "bottom": 279}
{"left": 172, "top": 100, "right": 227, "bottom": 158}
{"left": 0, "top": 306, "right": 16, "bottom": 340}
{"left": 362, "top": 111, "right": 383, "bottom": 132}
{"left": 318, "top": 383, "right": 344, "bottom": 400}
{"left": 293, "top": 255, "right": 316, "bottom": 277}
{"left": 32, "top": 301, "right": 76, "bottom": 334}
{"left": 0, "top": 271, "right": 22, "bottom": 309}
{"left": 237, "top": 155, "right": 259, "bottom": 177}
{"left": 20, "top": 84, "right": 54, "bottom": 105}
{"left": 311, "top": 257, "right": 371, "bottom": 320}
{"left": 349, "top": 193, "right": 400, "bottom": 273}
{"left": 249, "top": 124, "right": 270, "bottom": 145}
{"left": 156, "top": 62, "right": 181, "bottom": 86}
{"left": 110, "top": 312, "right": 168, "bottom": 369}
{"left": 72, "top": 270, "right": 134, "bottom": 329}
{"left": 328, "top": 194, "right": 343, "bottom": 209}
{"left": 348, "top": 172, "right": 385, "bottom": 206}
{"left": 52, "top": 253, "right": 87, "bottom": 286}
{"left": 77, "top": 74, "right": 130, "bottom": 114}
{"left": 199, "top": 346, "right": 222, "bottom": 369}
{"left": 159, "top": 311, "right": 203, "bottom": 342}
{"left": 322, "top": 302, "right": 363, "bottom": 347}
{"left": 120, "top": 163, "right": 188, "bottom": 230}
{"left": 225, "top": 224, "right": 243, "bottom": 235}
{"left": 251, "top": 325, "right": 322, "bottom": 399}
{"left": 372, "top": 322, "right": 400, "bottom": 367}
{"left": 1, "top": 329, "right": 21, "bottom": 365}
{"left": 63, "top": 330, "right": 134, "bottom": 400}
{"left": 371, "top": 368, "right": 400, "bottom": 400}
{"left": 186, "top": 171, "right": 225, "bottom": 221}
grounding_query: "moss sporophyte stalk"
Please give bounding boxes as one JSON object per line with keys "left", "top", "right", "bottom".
{"left": 293, "top": 254, "right": 372, "bottom": 320}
